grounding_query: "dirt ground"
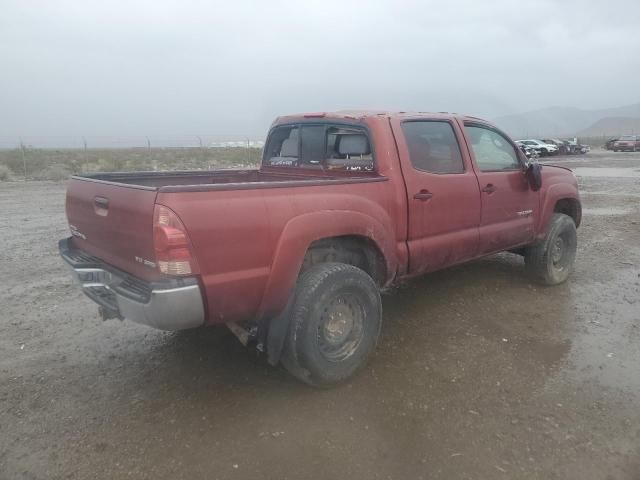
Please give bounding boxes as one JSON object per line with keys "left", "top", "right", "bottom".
{"left": 1, "top": 150, "right": 639, "bottom": 480}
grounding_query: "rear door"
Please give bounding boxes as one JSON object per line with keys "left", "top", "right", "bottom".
{"left": 65, "top": 178, "right": 160, "bottom": 280}
{"left": 391, "top": 117, "right": 481, "bottom": 274}
{"left": 461, "top": 122, "right": 538, "bottom": 255}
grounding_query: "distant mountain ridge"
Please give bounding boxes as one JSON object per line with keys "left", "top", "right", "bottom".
{"left": 493, "top": 103, "right": 640, "bottom": 139}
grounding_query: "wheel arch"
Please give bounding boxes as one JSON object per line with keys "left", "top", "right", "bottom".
{"left": 553, "top": 197, "right": 582, "bottom": 227}
{"left": 258, "top": 210, "right": 396, "bottom": 321}
{"left": 537, "top": 182, "right": 581, "bottom": 239}
{"left": 301, "top": 235, "right": 388, "bottom": 287}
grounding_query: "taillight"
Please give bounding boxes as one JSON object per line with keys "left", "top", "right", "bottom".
{"left": 153, "top": 205, "right": 199, "bottom": 276}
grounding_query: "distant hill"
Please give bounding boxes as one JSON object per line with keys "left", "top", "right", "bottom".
{"left": 577, "top": 117, "right": 640, "bottom": 137}
{"left": 493, "top": 103, "right": 640, "bottom": 138}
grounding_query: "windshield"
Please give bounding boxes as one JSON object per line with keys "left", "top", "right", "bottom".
{"left": 620, "top": 135, "right": 635, "bottom": 140}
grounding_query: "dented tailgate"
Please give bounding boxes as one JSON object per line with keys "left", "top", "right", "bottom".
{"left": 65, "top": 177, "right": 162, "bottom": 281}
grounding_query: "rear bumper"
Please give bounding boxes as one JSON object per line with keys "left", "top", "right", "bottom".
{"left": 59, "top": 238, "right": 204, "bottom": 330}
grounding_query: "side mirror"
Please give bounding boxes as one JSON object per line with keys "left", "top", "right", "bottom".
{"left": 516, "top": 146, "right": 529, "bottom": 165}
{"left": 525, "top": 161, "right": 542, "bottom": 191}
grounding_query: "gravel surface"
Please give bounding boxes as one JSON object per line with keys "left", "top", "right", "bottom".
{"left": 1, "top": 150, "right": 639, "bottom": 479}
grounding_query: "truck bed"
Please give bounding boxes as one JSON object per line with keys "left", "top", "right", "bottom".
{"left": 77, "top": 168, "right": 382, "bottom": 192}
{"left": 65, "top": 167, "right": 387, "bottom": 284}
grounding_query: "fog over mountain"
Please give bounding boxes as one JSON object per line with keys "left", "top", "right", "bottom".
{"left": 2, "top": 0, "right": 640, "bottom": 141}
{"left": 494, "top": 103, "right": 640, "bottom": 138}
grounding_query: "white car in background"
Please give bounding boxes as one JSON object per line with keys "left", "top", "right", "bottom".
{"left": 517, "top": 139, "right": 559, "bottom": 156}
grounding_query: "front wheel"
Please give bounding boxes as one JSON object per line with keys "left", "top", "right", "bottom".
{"left": 524, "top": 213, "right": 577, "bottom": 285}
{"left": 281, "top": 263, "right": 382, "bottom": 386}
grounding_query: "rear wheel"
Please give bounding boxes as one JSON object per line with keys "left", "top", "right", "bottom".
{"left": 281, "top": 263, "right": 382, "bottom": 386}
{"left": 524, "top": 213, "right": 577, "bottom": 285}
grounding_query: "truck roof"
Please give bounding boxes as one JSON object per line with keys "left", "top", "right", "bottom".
{"left": 274, "top": 110, "right": 492, "bottom": 124}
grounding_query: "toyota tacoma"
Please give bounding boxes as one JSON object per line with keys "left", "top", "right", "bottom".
{"left": 60, "top": 111, "right": 581, "bottom": 386}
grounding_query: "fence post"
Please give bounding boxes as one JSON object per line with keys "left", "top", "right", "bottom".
{"left": 82, "top": 136, "right": 88, "bottom": 172}
{"left": 196, "top": 136, "right": 203, "bottom": 170}
{"left": 147, "top": 136, "right": 153, "bottom": 169}
{"left": 19, "top": 138, "right": 27, "bottom": 181}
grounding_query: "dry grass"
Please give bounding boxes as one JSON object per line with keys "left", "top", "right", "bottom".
{"left": 0, "top": 164, "right": 13, "bottom": 181}
{"left": 0, "top": 147, "right": 262, "bottom": 180}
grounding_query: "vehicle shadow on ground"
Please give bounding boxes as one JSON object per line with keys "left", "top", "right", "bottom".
{"left": 128, "top": 252, "right": 571, "bottom": 394}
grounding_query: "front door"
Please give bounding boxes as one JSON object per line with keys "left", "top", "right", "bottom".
{"left": 391, "top": 118, "right": 481, "bottom": 275}
{"left": 462, "top": 123, "right": 538, "bottom": 255}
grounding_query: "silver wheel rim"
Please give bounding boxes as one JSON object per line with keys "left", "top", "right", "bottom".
{"left": 550, "top": 230, "right": 573, "bottom": 271}
{"left": 551, "top": 236, "right": 564, "bottom": 265}
{"left": 317, "top": 293, "right": 364, "bottom": 362}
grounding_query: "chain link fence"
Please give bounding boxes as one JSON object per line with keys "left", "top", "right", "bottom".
{"left": 0, "top": 135, "right": 265, "bottom": 181}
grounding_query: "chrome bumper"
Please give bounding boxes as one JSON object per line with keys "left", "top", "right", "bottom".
{"left": 60, "top": 238, "right": 204, "bottom": 331}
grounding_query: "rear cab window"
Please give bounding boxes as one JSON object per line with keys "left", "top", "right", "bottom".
{"left": 263, "top": 123, "right": 374, "bottom": 172}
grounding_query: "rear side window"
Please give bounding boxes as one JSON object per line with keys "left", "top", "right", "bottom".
{"left": 264, "top": 124, "right": 374, "bottom": 171}
{"left": 263, "top": 126, "right": 299, "bottom": 166}
{"left": 401, "top": 121, "right": 464, "bottom": 174}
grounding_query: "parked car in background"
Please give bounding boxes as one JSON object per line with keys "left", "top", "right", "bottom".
{"left": 517, "top": 139, "right": 559, "bottom": 156}
{"left": 613, "top": 135, "right": 640, "bottom": 152}
{"left": 542, "top": 138, "right": 570, "bottom": 155}
{"left": 515, "top": 141, "right": 540, "bottom": 160}
{"left": 559, "top": 140, "right": 576, "bottom": 154}
{"left": 605, "top": 138, "right": 619, "bottom": 150}
{"left": 560, "top": 138, "right": 590, "bottom": 155}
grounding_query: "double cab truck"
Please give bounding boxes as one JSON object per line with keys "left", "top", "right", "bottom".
{"left": 613, "top": 135, "right": 640, "bottom": 152}
{"left": 60, "top": 111, "right": 581, "bottom": 386}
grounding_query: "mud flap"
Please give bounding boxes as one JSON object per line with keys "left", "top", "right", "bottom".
{"left": 265, "top": 297, "right": 294, "bottom": 366}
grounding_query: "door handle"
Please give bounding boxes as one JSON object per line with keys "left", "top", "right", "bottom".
{"left": 413, "top": 190, "right": 433, "bottom": 201}
{"left": 482, "top": 184, "right": 496, "bottom": 194}
{"left": 93, "top": 196, "right": 109, "bottom": 216}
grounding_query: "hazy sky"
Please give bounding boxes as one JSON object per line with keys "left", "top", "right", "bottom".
{"left": 1, "top": 0, "right": 639, "bottom": 138}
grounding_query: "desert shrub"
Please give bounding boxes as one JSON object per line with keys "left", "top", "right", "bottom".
{"left": 32, "top": 163, "right": 72, "bottom": 181}
{"left": 0, "top": 164, "right": 13, "bottom": 181}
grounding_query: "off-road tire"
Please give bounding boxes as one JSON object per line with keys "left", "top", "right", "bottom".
{"left": 281, "top": 263, "right": 382, "bottom": 387}
{"left": 524, "top": 213, "right": 577, "bottom": 285}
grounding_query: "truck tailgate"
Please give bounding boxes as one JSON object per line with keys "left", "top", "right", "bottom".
{"left": 65, "top": 178, "right": 161, "bottom": 281}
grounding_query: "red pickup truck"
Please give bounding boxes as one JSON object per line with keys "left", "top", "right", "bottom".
{"left": 613, "top": 135, "right": 640, "bottom": 152}
{"left": 60, "top": 111, "right": 581, "bottom": 386}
